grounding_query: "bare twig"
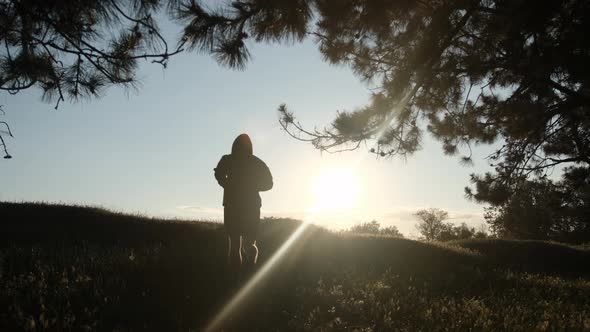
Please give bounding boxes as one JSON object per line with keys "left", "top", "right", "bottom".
{"left": 0, "top": 106, "right": 12, "bottom": 158}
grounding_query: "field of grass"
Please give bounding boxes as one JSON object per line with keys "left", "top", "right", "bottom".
{"left": 1, "top": 202, "right": 589, "bottom": 331}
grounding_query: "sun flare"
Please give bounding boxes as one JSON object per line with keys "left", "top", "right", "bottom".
{"left": 310, "top": 167, "right": 361, "bottom": 211}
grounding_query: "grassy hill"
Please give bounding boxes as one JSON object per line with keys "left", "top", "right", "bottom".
{"left": 1, "top": 202, "right": 589, "bottom": 331}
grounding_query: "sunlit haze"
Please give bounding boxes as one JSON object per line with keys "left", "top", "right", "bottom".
{"left": 310, "top": 167, "right": 361, "bottom": 212}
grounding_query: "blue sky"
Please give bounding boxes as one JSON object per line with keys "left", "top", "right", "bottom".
{"left": 0, "top": 35, "right": 496, "bottom": 235}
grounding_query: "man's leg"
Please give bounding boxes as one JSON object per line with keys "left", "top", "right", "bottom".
{"left": 228, "top": 234, "right": 242, "bottom": 271}
{"left": 225, "top": 207, "right": 242, "bottom": 271}
{"left": 242, "top": 236, "right": 258, "bottom": 266}
{"left": 242, "top": 208, "right": 260, "bottom": 267}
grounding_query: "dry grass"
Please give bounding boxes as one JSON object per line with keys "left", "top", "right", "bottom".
{"left": 1, "top": 202, "right": 589, "bottom": 331}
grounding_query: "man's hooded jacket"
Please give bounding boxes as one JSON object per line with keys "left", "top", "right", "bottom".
{"left": 214, "top": 134, "right": 273, "bottom": 209}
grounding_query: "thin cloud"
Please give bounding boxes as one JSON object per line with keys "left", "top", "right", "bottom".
{"left": 176, "top": 205, "right": 224, "bottom": 215}
{"left": 448, "top": 212, "right": 484, "bottom": 221}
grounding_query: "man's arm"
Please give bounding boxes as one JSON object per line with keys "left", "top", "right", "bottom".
{"left": 214, "top": 155, "right": 229, "bottom": 188}
{"left": 256, "top": 158, "right": 273, "bottom": 192}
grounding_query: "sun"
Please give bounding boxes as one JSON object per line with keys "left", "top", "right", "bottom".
{"left": 310, "top": 167, "right": 361, "bottom": 211}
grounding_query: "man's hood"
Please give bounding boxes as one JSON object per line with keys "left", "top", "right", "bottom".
{"left": 231, "top": 133, "right": 253, "bottom": 156}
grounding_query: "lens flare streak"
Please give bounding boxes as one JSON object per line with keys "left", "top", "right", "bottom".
{"left": 204, "top": 221, "right": 311, "bottom": 332}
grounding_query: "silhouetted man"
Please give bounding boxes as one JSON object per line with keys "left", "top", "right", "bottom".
{"left": 214, "top": 134, "right": 273, "bottom": 271}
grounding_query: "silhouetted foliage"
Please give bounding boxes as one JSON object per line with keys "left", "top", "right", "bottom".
{"left": 0, "top": 0, "right": 189, "bottom": 157}
{"left": 182, "top": 0, "right": 590, "bottom": 174}
{"left": 180, "top": 0, "right": 590, "bottom": 237}
{"left": 0, "top": 0, "right": 184, "bottom": 104}
{"left": 347, "top": 220, "right": 404, "bottom": 238}
{"left": 3, "top": 1, "right": 590, "bottom": 179}
{"left": 481, "top": 167, "right": 590, "bottom": 243}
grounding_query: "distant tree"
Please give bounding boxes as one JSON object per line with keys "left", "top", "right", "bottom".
{"left": 453, "top": 223, "right": 476, "bottom": 240}
{"left": 379, "top": 225, "right": 404, "bottom": 238}
{"left": 438, "top": 222, "right": 489, "bottom": 241}
{"left": 349, "top": 220, "right": 381, "bottom": 234}
{"left": 348, "top": 220, "right": 403, "bottom": 238}
{"left": 415, "top": 208, "right": 450, "bottom": 241}
{"left": 435, "top": 223, "right": 456, "bottom": 242}
{"left": 473, "top": 224, "right": 490, "bottom": 239}
{"left": 416, "top": 210, "right": 488, "bottom": 241}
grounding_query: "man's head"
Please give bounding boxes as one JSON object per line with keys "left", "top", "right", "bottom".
{"left": 231, "top": 133, "right": 253, "bottom": 156}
